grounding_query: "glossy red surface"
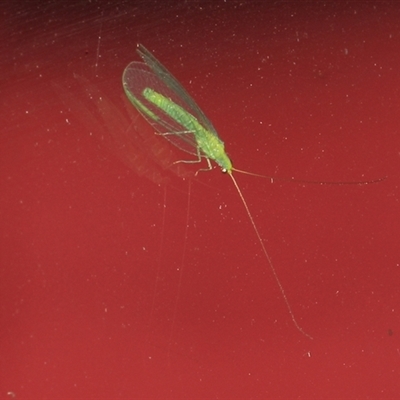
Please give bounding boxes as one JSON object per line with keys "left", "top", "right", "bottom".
{"left": 1, "top": 1, "right": 399, "bottom": 398}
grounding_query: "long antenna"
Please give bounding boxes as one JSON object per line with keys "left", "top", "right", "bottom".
{"left": 232, "top": 167, "right": 386, "bottom": 186}
{"left": 228, "top": 171, "right": 313, "bottom": 340}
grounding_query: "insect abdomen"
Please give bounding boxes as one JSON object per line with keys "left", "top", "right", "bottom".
{"left": 143, "top": 87, "right": 232, "bottom": 171}
{"left": 143, "top": 88, "right": 201, "bottom": 131}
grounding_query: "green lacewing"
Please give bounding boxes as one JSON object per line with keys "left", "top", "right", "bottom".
{"left": 122, "top": 44, "right": 313, "bottom": 339}
{"left": 122, "top": 44, "right": 383, "bottom": 339}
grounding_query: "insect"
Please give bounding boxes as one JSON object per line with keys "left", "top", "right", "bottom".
{"left": 122, "top": 44, "right": 383, "bottom": 339}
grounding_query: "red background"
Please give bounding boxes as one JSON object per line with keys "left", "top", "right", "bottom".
{"left": 1, "top": 1, "right": 399, "bottom": 398}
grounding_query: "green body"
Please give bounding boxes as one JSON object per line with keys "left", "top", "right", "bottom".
{"left": 124, "top": 87, "right": 159, "bottom": 122}
{"left": 143, "top": 88, "right": 232, "bottom": 172}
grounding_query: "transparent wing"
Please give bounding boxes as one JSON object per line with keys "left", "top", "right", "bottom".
{"left": 122, "top": 44, "right": 219, "bottom": 156}
{"left": 136, "top": 44, "right": 218, "bottom": 133}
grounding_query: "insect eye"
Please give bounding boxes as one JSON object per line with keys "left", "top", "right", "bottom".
{"left": 221, "top": 168, "right": 227, "bottom": 174}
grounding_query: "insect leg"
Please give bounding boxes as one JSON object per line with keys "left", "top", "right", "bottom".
{"left": 172, "top": 144, "right": 203, "bottom": 165}
{"left": 156, "top": 130, "right": 194, "bottom": 136}
{"left": 194, "top": 156, "right": 213, "bottom": 176}
{"left": 172, "top": 146, "right": 213, "bottom": 175}
{"left": 171, "top": 144, "right": 214, "bottom": 175}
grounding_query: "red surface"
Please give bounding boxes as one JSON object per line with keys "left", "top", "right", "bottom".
{"left": 1, "top": 1, "right": 399, "bottom": 398}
